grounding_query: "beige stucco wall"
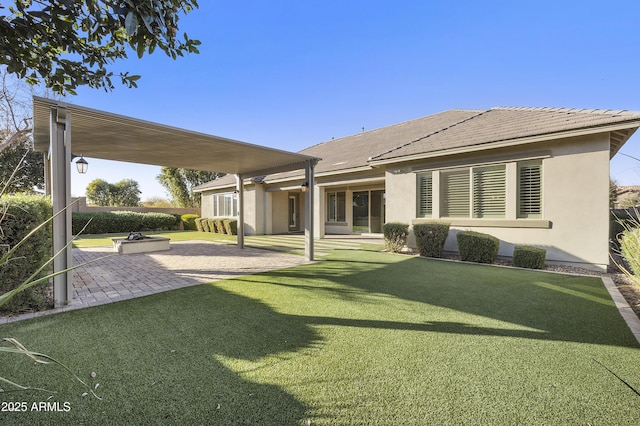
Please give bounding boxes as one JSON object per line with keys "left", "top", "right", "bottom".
{"left": 270, "top": 191, "right": 290, "bottom": 234}
{"left": 385, "top": 133, "right": 612, "bottom": 270}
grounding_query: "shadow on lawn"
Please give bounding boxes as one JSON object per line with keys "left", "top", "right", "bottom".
{"left": 1, "top": 284, "right": 320, "bottom": 424}
{"left": 260, "top": 250, "right": 639, "bottom": 348}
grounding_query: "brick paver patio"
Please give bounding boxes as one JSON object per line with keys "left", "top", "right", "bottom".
{"left": 2, "top": 235, "right": 385, "bottom": 324}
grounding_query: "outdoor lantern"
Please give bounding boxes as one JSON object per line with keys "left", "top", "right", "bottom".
{"left": 75, "top": 155, "right": 88, "bottom": 174}
{"left": 301, "top": 181, "right": 309, "bottom": 192}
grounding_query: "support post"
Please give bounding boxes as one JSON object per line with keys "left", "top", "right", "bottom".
{"left": 236, "top": 174, "right": 244, "bottom": 249}
{"left": 304, "top": 160, "right": 316, "bottom": 261}
{"left": 51, "top": 107, "right": 73, "bottom": 306}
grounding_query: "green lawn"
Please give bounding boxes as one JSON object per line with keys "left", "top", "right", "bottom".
{"left": 1, "top": 249, "right": 639, "bottom": 424}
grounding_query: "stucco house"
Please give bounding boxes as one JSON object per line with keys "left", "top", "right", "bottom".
{"left": 194, "top": 107, "right": 640, "bottom": 270}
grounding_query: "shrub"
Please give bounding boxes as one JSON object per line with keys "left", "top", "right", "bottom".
{"left": 207, "top": 219, "right": 217, "bottom": 233}
{"left": 224, "top": 219, "right": 238, "bottom": 235}
{"left": 181, "top": 214, "right": 199, "bottom": 231}
{"left": 413, "top": 223, "right": 450, "bottom": 258}
{"left": 215, "top": 218, "right": 226, "bottom": 234}
{"left": 513, "top": 245, "right": 546, "bottom": 269}
{"left": 456, "top": 231, "right": 500, "bottom": 264}
{"left": 382, "top": 223, "right": 409, "bottom": 253}
{"left": 0, "top": 194, "right": 52, "bottom": 313}
{"left": 620, "top": 227, "right": 640, "bottom": 283}
{"left": 611, "top": 209, "right": 639, "bottom": 250}
{"left": 200, "top": 218, "right": 210, "bottom": 232}
{"left": 194, "top": 218, "right": 205, "bottom": 232}
{"left": 72, "top": 212, "right": 178, "bottom": 234}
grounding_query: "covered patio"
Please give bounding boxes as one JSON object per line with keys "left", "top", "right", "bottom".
{"left": 32, "top": 96, "right": 320, "bottom": 306}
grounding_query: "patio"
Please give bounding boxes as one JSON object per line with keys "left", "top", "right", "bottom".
{"left": 0, "top": 235, "right": 385, "bottom": 324}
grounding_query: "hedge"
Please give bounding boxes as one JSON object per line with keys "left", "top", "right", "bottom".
{"left": 224, "top": 219, "right": 238, "bottom": 235}
{"left": 456, "top": 231, "right": 500, "bottom": 264}
{"left": 194, "top": 217, "right": 205, "bottom": 232}
{"left": 72, "top": 211, "right": 179, "bottom": 235}
{"left": 382, "top": 223, "right": 409, "bottom": 253}
{"left": 0, "top": 194, "right": 52, "bottom": 313}
{"left": 215, "top": 218, "right": 226, "bottom": 234}
{"left": 513, "top": 245, "right": 546, "bottom": 269}
{"left": 413, "top": 223, "right": 450, "bottom": 258}
{"left": 181, "top": 214, "right": 199, "bottom": 231}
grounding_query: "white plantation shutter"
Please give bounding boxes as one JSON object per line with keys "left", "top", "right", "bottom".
{"left": 417, "top": 173, "right": 433, "bottom": 217}
{"left": 518, "top": 162, "right": 542, "bottom": 218}
{"left": 441, "top": 170, "right": 470, "bottom": 217}
{"left": 473, "top": 165, "right": 506, "bottom": 218}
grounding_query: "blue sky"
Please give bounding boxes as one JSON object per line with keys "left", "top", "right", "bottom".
{"left": 69, "top": 0, "right": 640, "bottom": 199}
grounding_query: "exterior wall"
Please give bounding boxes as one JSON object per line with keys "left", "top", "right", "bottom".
{"left": 270, "top": 191, "right": 290, "bottom": 234}
{"left": 385, "top": 133, "right": 612, "bottom": 270}
{"left": 243, "top": 185, "right": 265, "bottom": 235}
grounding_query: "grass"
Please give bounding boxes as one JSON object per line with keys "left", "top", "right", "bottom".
{"left": 1, "top": 249, "right": 639, "bottom": 424}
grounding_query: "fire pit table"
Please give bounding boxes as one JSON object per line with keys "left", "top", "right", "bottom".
{"left": 112, "top": 233, "right": 171, "bottom": 254}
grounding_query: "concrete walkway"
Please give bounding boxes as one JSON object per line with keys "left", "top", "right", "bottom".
{"left": 1, "top": 235, "right": 385, "bottom": 324}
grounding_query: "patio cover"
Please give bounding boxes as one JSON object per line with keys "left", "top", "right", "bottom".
{"left": 32, "top": 96, "right": 319, "bottom": 306}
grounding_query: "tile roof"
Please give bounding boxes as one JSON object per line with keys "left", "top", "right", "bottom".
{"left": 196, "top": 106, "right": 640, "bottom": 191}
{"left": 371, "top": 107, "right": 640, "bottom": 162}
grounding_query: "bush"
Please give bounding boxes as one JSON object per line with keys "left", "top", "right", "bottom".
{"left": 224, "top": 219, "right": 238, "bottom": 235}
{"left": 382, "top": 223, "right": 409, "bottom": 253}
{"left": 456, "top": 231, "right": 500, "bottom": 264}
{"left": 215, "top": 218, "right": 226, "bottom": 234}
{"left": 620, "top": 227, "right": 640, "bottom": 280}
{"left": 513, "top": 245, "right": 546, "bottom": 269}
{"left": 207, "top": 219, "right": 217, "bottom": 233}
{"left": 611, "top": 209, "right": 639, "bottom": 250}
{"left": 72, "top": 211, "right": 178, "bottom": 234}
{"left": 200, "top": 218, "right": 210, "bottom": 232}
{"left": 0, "top": 194, "right": 52, "bottom": 313}
{"left": 413, "top": 223, "right": 450, "bottom": 258}
{"left": 194, "top": 218, "right": 205, "bottom": 232}
{"left": 181, "top": 214, "right": 199, "bottom": 231}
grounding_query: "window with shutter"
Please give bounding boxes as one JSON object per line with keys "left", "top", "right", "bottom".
{"left": 518, "top": 161, "right": 542, "bottom": 218}
{"left": 416, "top": 173, "right": 433, "bottom": 217}
{"left": 441, "top": 169, "right": 470, "bottom": 217}
{"left": 473, "top": 165, "right": 506, "bottom": 218}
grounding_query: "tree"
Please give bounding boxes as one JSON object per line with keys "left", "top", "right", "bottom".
{"left": 157, "top": 167, "right": 223, "bottom": 208}
{"left": 0, "top": 137, "right": 44, "bottom": 193}
{"left": 85, "top": 178, "right": 141, "bottom": 206}
{"left": 112, "top": 179, "right": 142, "bottom": 206}
{"left": 0, "top": 68, "right": 46, "bottom": 193}
{"left": 0, "top": 1, "right": 200, "bottom": 95}
{"left": 611, "top": 178, "right": 619, "bottom": 208}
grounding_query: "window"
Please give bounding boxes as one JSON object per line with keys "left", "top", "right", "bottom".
{"left": 326, "top": 191, "right": 346, "bottom": 222}
{"left": 417, "top": 161, "right": 535, "bottom": 220}
{"left": 212, "top": 193, "right": 238, "bottom": 217}
{"left": 441, "top": 170, "right": 470, "bottom": 217}
{"left": 518, "top": 161, "right": 542, "bottom": 218}
{"left": 472, "top": 165, "right": 506, "bottom": 218}
{"left": 416, "top": 173, "right": 433, "bottom": 217}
